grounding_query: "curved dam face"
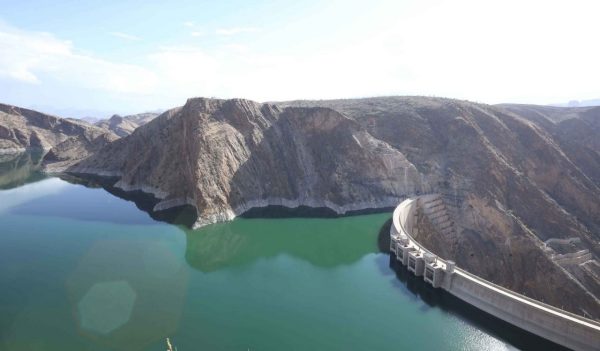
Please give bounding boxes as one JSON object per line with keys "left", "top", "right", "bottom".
{"left": 390, "top": 197, "right": 600, "bottom": 351}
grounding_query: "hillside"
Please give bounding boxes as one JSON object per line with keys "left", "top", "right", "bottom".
{"left": 41, "top": 96, "right": 600, "bottom": 319}
{"left": 0, "top": 103, "right": 117, "bottom": 155}
{"left": 56, "top": 98, "right": 423, "bottom": 226}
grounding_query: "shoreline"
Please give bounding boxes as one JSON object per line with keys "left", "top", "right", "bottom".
{"left": 53, "top": 169, "right": 407, "bottom": 229}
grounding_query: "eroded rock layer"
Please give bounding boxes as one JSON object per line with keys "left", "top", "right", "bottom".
{"left": 61, "top": 98, "right": 425, "bottom": 226}
{"left": 2, "top": 96, "right": 598, "bottom": 319}
{"left": 282, "top": 97, "right": 600, "bottom": 319}
{"left": 0, "top": 103, "right": 117, "bottom": 154}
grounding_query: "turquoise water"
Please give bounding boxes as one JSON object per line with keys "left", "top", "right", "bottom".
{"left": 0, "top": 168, "right": 552, "bottom": 350}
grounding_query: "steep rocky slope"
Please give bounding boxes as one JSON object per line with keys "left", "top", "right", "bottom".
{"left": 57, "top": 98, "right": 424, "bottom": 227}
{"left": 0, "top": 103, "right": 117, "bottom": 156}
{"left": 500, "top": 104, "right": 600, "bottom": 185}
{"left": 280, "top": 97, "right": 600, "bottom": 319}
{"left": 42, "top": 96, "right": 600, "bottom": 319}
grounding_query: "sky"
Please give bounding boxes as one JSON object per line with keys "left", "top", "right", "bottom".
{"left": 0, "top": 0, "right": 599, "bottom": 117}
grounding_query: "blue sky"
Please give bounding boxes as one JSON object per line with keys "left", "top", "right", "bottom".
{"left": 0, "top": 0, "right": 599, "bottom": 117}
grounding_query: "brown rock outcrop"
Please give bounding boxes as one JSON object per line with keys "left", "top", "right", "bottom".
{"left": 36, "top": 96, "right": 600, "bottom": 319}
{"left": 0, "top": 103, "right": 117, "bottom": 156}
{"left": 61, "top": 98, "right": 425, "bottom": 226}
{"left": 281, "top": 97, "right": 600, "bottom": 319}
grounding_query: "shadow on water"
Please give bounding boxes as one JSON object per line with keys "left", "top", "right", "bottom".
{"left": 376, "top": 226, "right": 569, "bottom": 351}
{"left": 241, "top": 204, "right": 394, "bottom": 219}
{"left": 61, "top": 174, "right": 394, "bottom": 228}
{"left": 55, "top": 174, "right": 199, "bottom": 227}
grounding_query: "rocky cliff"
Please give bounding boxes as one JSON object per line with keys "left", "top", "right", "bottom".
{"left": 57, "top": 98, "right": 424, "bottom": 227}
{"left": 281, "top": 97, "right": 600, "bottom": 319}
{"left": 36, "top": 96, "right": 600, "bottom": 318}
{"left": 0, "top": 103, "right": 117, "bottom": 157}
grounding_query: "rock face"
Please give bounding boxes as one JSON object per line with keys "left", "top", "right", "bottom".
{"left": 34, "top": 96, "right": 600, "bottom": 319}
{"left": 281, "top": 97, "right": 600, "bottom": 319}
{"left": 62, "top": 98, "right": 424, "bottom": 226}
{"left": 94, "top": 112, "right": 159, "bottom": 137}
{"left": 0, "top": 103, "right": 117, "bottom": 157}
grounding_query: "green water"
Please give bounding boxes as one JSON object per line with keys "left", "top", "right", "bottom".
{"left": 0, "top": 167, "right": 547, "bottom": 350}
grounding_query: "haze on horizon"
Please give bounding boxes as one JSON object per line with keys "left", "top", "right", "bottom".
{"left": 0, "top": 0, "right": 599, "bottom": 118}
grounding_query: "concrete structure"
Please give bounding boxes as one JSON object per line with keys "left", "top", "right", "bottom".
{"left": 390, "top": 197, "right": 600, "bottom": 351}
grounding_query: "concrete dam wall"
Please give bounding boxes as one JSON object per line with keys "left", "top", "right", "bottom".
{"left": 390, "top": 197, "right": 600, "bottom": 351}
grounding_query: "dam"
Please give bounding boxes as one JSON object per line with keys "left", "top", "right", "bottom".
{"left": 390, "top": 196, "right": 600, "bottom": 351}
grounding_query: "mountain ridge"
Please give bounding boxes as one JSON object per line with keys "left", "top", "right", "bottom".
{"left": 0, "top": 103, "right": 118, "bottom": 156}
{"left": 0, "top": 96, "right": 598, "bottom": 319}
{"left": 94, "top": 112, "right": 160, "bottom": 137}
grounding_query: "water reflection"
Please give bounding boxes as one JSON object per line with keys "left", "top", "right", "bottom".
{"left": 59, "top": 174, "right": 198, "bottom": 227}
{"left": 59, "top": 174, "right": 384, "bottom": 271}
{"left": 0, "top": 177, "right": 70, "bottom": 213}
{"left": 0, "top": 150, "right": 46, "bottom": 189}
{"left": 182, "top": 215, "right": 382, "bottom": 272}
{"left": 0, "top": 174, "right": 571, "bottom": 350}
{"left": 8, "top": 181, "right": 160, "bottom": 226}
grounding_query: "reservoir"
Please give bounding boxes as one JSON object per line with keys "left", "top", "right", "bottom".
{"left": 0, "top": 154, "right": 562, "bottom": 350}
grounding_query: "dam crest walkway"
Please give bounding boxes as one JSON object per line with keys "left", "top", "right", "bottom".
{"left": 390, "top": 196, "right": 600, "bottom": 351}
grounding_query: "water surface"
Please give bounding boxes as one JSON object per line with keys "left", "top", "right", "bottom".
{"left": 0, "top": 160, "right": 560, "bottom": 350}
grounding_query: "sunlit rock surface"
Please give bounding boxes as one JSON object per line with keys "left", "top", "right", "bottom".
{"left": 59, "top": 98, "right": 425, "bottom": 227}
{"left": 6, "top": 96, "right": 598, "bottom": 319}
{"left": 0, "top": 103, "right": 117, "bottom": 155}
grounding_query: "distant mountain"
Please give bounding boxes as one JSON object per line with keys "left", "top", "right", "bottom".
{"left": 551, "top": 98, "right": 600, "bottom": 107}
{"left": 94, "top": 112, "right": 160, "bottom": 137}
{"left": 122, "top": 112, "right": 161, "bottom": 125}
{"left": 80, "top": 116, "right": 102, "bottom": 124}
{"left": 27, "top": 105, "right": 117, "bottom": 120}
{"left": 95, "top": 115, "right": 139, "bottom": 137}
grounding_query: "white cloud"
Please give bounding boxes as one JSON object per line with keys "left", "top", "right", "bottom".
{"left": 183, "top": 21, "right": 195, "bottom": 28}
{"left": 147, "top": 46, "right": 220, "bottom": 96}
{"left": 215, "top": 27, "right": 260, "bottom": 36}
{"left": 0, "top": 23, "right": 157, "bottom": 94}
{"left": 190, "top": 31, "right": 204, "bottom": 37}
{"left": 2, "top": 0, "right": 600, "bottom": 111}
{"left": 222, "top": 44, "right": 248, "bottom": 52}
{"left": 0, "top": 29, "right": 69, "bottom": 84}
{"left": 109, "top": 31, "right": 141, "bottom": 41}
{"left": 387, "top": 0, "right": 600, "bottom": 103}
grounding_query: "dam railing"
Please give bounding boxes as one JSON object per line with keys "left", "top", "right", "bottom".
{"left": 390, "top": 197, "right": 600, "bottom": 351}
